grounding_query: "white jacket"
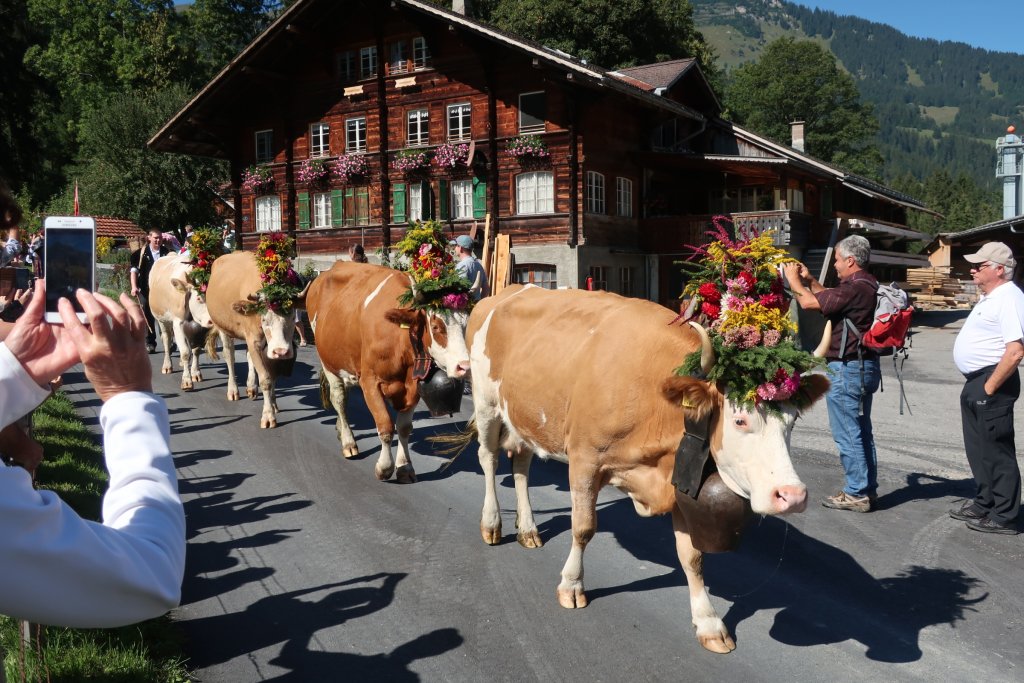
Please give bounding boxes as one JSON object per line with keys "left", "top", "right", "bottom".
{"left": 0, "top": 343, "right": 186, "bottom": 627}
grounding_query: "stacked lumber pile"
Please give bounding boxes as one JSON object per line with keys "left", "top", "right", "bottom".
{"left": 905, "top": 267, "right": 974, "bottom": 309}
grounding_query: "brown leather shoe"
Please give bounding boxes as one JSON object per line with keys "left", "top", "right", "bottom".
{"left": 822, "top": 491, "right": 872, "bottom": 513}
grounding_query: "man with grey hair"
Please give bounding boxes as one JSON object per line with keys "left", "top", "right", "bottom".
{"left": 785, "top": 234, "right": 881, "bottom": 512}
{"left": 951, "top": 241, "right": 1023, "bottom": 534}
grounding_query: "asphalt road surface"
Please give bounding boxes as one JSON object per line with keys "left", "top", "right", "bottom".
{"left": 59, "top": 309, "right": 1023, "bottom": 682}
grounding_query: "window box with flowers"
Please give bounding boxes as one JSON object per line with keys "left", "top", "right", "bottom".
{"left": 433, "top": 141, "right": 470, "bottom": 172}
{"left": 333, "top": 152, "right": 369, "bottom": 184}
{"left": 241, "top": 165, "right": 274, "bottom": 193}
{"left": 505, "top": 134, "right": 550, "bottom": 165}
{"left": 296, "top": 158, "right": 330, "bottom": 188}
{"left": 392, "top": 148, "right": 432, "bottom": 175}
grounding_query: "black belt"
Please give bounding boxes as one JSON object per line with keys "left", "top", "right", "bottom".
{"left": 963, "top": 365, "right": 996, "bottom": 381}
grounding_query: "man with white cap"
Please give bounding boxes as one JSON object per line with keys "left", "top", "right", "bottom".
{"left": 951, "top": 241, "right": 1023, "bottom": 534}
{"left": 450, "top": 234, "right": 488, "bottom": 301}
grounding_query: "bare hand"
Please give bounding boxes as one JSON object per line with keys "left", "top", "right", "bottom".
{"left": 59, "top": 290, "right": 152, "bottom": 402}
{"left": 3, "top": 280, "right": 80, "bottom": 386}
{"left": 782, "top": 262, "right": 803, "bottom": 285}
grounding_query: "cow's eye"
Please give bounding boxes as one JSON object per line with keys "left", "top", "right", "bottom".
{"left": 733, "top": 417, "right": 748, "bottom": 428}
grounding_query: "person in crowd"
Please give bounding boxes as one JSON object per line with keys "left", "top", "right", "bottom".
{"left": 784, "top": 235, "right": 881, "bottom": 512}
{"left": 349, "top": 243, "right": 368, "bottom": 263}
{"left": 0, "top": 278, "right": 186, "bottom": 626}
{"left": 450, "top": 234, "right": 488, "bottom": 301}
{"left": 222, "top": 225, "right": 236, "bottom": 252}
{"left": 25, "top": 232, "right": 44, "bottom": 279}
{"left": 130, "top": 228, "right": 170, "bottom": 353}
{"left": 951, "top": 242, "right": 1023, "bottom": 535}
{"left": 1, "top": 224, "right": 22, "bottom": 268}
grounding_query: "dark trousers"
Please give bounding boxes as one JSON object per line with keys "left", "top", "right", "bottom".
{"left": 138, "top": 291, "right": 156, "bottom": 346}
{"left": 960, "top": 367, "right": 1022, "bottom": 525}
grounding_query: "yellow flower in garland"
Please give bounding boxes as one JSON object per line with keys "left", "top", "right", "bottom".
{"left": 391, "top": 220, "right": 473, "bottom": 311}
{"left": 251, "top": 232, "right": 302, "bottom": 314}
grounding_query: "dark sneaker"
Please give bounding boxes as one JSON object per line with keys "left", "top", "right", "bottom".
{"left": 949, "top": 502, "right": 987, "bottom": 522}
{"left": 822, "top": 491, "right": 873, "bottom": 513}
{"left": 965, "top": 518, "right": 1019, "bottom": 535}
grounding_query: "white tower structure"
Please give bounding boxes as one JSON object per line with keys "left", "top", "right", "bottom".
{"left": 996, "top": 125, "right": 1024, "bottom": 219}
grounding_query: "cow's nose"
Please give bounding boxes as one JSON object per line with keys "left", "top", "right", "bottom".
{"left": 771, "top": 484, "right": 807, "bottom": 515}
{"left": 453, "top": 362, "right": 470, "bottom": 379}
{"left": 270, "top": 346, "right": 292, "bottom": 359}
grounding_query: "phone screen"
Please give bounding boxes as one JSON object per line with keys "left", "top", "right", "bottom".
{"left": 44, "top": 227, "right": 95, "bottom": 315}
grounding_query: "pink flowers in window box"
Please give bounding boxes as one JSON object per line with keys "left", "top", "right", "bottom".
{"left": 333, "top": 153, "right": 368, "bottom": 183}
{"left": 433, "top": 142, "right": 470, "bottom": 169}
{"left": 505, "top": 134, "right": 549, "bottom": 162}
{"left": 392, "top": 148, "right": 432, "bottom": 174}
{"left": 297, "top": 158, "right": 330, "bottom": 186}
{"left": 241, "top": 165, "right": 274, "bottom": 193}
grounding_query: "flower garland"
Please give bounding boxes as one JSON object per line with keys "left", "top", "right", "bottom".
{"left": 252, "top": 232, "right": 303, "bottom": 315}
{"left": 297, "top": 158, "right": 330, "bottom": 186}
{"left": 505, "top": 134, "right": 549, "bottom": 161}
{"left": 184, "top": 226, "right": 226, "bottom": 295}
{"left": 333, "top": 152, "right": 368, "bottom": 182}
{"left": 391, "top": 220, "right": 473, "bottom": 312}
{"left": 676, "top": 215, "right": 823, "bottom": 408}
{"left": 392, "top": 148, "right": 432, "bottom": 174}
{"left": 433, "top": 142, "right": 470, "bottom": 170}
{"left": 241, "top": 165, "right": 274, "bottom": 193}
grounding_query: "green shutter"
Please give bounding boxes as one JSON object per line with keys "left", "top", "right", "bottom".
{"left": 331, "top": 189, "right": 344, "bottom": 227}
{"left": 297, "top": 191, "right": 310, "bottom": 230}
{"left": 438, "top": 179, "right": 449, "bottom": 220}
{"left": 472, "top": 177, "right": 487, "bottom": 218}
{"left": 393, "top": 182, "right": 407, "bottom": 223}
{"left": 421, "top": 180, "right": 432, "bottom": 220}
{"left": 344, "top": 187, "right": 354, "bottom": 226}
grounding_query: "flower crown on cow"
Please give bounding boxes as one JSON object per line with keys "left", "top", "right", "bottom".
{"left": 675, "top": 216, "right": 824, "bottom": 409}
{"left": 185, "top": 226, "right": 226, "bottom": 296}
{"left": 392, "top": 220, "right": 474, "bottom": 312}
{"left": 246, "top": 232, "right": 303, "bottom": 315}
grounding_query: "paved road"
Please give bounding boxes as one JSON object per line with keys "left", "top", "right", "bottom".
{"left": 60, "top": 310, "right": 1023, "bottom": 682}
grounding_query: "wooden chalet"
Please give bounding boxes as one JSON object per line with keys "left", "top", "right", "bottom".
{"left": 149, "top": 0, "right": 933, "bottom": 310}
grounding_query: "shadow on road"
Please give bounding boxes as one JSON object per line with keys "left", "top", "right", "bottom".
{"left": 911, "top": 309, "right": 970, "bottom": 329}
{"left": 170, "top": 414, "right": 248, "bottom": 435}
{"left": 874, "top": 472, "right": 974, "bottom": 511}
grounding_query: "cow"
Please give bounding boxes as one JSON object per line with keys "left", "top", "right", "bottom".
{"left": 305, "top": 261, "right": 471, "bottom": 483}
{"left": 148, "top": 253, "right": 216, "bottom": 391}
{"left": 204, "top": 250, "right": 309, "bottom": 429}
{"left": 465, "top": 285, "right": 830, "bottom": 654}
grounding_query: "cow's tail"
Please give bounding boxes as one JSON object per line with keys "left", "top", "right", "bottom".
{"left": 430, "top": 417, "right": 478, "bottom": 469}
{"left": 205, "top": 326, "right": 220, "bottom": 361}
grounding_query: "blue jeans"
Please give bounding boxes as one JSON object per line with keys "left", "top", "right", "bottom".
{"left": 826, "top": 358, "right": 881, "bottom": 497}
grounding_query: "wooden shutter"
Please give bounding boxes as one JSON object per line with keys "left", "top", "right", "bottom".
{"left": 393, "top": 182, "right": 406, "bottom": 223}
{"left": 331, "top": 189, "right": 344, "bottom": 227}
{"left": 438, "top": 179, "right": 449, "bottom": 220}
{"left": 472, "top": 177, "right": 487, "bottom": 219}
{"left": 297, "top": 191, "right": 310, "bottom": 230}
{"left": 344, "top": 187, "right": 354, "bottom": 226}
{"left": 357, "top": 187, "right": 369, "bottom": 224}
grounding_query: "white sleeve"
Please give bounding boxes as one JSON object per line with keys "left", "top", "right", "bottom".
{"left": 0, "top": 391, "right": 186, "bottom": 628}
{"left": 0, "top": 343, "right": 53, "bottom": 429}
{"left": 1000, "top": 289, "right": 1024, "bottom": 346}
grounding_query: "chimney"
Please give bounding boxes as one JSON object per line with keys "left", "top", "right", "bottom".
{"left": 452, "top": 0, "right": 471, "bottom": 15}
{"left": 790, "top": 121, "right": 805, "bottom": 153}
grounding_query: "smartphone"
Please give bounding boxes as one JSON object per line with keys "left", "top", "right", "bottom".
{"left": 43, "top": 216, "right": 96, "bottom": 324}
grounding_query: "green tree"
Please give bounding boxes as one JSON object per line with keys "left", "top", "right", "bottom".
{"left": 724, "top": 37, "right": 882, "bottom": 178}
{"left": 75, "top": 84, "right": 227, "bottom": 231}
{"left": 183, "top": 0, "right": 285, "bottom": 82}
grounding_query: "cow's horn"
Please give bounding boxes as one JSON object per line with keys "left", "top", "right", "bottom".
{"left": 687, "top": 321, "right": 715, "bottom": 376}
{"left": 813, "top": 320, "right": 832, "bottom": 358}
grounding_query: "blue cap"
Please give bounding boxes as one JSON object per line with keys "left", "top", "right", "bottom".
{"left": 450, "top": 235, "right": 474, "bottom": 249}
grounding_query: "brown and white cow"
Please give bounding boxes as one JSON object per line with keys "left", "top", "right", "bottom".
{"left": 205, "top": 250, "right": 309, "bottom": 429}
{"left": 148, "top": 253, "right": 215, "bottom": 391}
{"left": 465, "top": 285, "right": 829, "bottom": 654}
{"left": 306, "top": 261, "right": 470, "bottom": 483}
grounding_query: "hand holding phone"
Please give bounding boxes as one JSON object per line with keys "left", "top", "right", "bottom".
{"left": 43, "top": 216, "right": 96, "bottom": 324}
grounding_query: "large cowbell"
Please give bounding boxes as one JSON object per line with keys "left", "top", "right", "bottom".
{"left": 418, "top": 366, "right": 464, "bottom": 416}
{"left": 676, "top": 473, "right": 753, "bottom": 553}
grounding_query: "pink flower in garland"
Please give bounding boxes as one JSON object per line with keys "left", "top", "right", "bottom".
{"left": 762, "top": 329, "right": 782, "bottom": 347}
{"left": 441, "top": 292, "right": 470, "bottom": 310}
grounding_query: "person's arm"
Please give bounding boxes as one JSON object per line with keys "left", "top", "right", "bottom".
{"left": 783, "top": 262, "right": 822, "bottom": 311}
{"left": 983, "top": 340, "right": 1024, "bottom": 395}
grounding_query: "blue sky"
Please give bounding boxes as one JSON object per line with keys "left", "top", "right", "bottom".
{"left": 796, "top": 1, "right": 1023, "bottom": 55}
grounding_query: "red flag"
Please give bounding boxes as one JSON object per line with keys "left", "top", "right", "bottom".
{"left": 73, "top": 181, "right": 80, "bottom": 216}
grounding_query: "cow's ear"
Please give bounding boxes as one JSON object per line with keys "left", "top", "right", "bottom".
{"left": 170, "top": 278, "right": 188, "bottom": 293}
{"left": 384, "top": 308, "right": 421, "bottom": 328}
{"left": 797, "top": 373, "right": 830, "bottom": 410}
{"left": 232, "top": 300, "right": 260, "bottom": 316}
{"left": 662, "top": 375, "right": 716, "bottom": 420}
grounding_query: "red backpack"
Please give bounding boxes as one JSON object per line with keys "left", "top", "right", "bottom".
{"left": 843, "top": 281, "right": 914, "bottom": 414}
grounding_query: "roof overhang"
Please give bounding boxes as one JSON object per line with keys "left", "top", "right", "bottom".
{"left": 842, "top": 182, "right": 942, "bottom": 218}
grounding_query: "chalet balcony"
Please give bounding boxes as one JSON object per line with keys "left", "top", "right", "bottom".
{"left": 639, "top": 210, "right": 812, "bottom": 253}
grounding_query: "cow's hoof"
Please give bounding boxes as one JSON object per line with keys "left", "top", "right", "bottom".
{"left": 180, "top": 382, "right": 194, "bottom": 392}
{"left": 161, "top": 366, "right": 173, "bottom": 375}
{"left": 192, "top": 372, "right": 203, "bottom": 382}
{"left": 226, "top": 389, "right": 239, "bottom": 401}
{"left": 375, "top": 464, "right": 395, "bottom": 481}
{"left": 697, "top": 633, "right": 736, "bottom": 654}
{"left": 260, "top": 416, "right": 277, "bottom": 429}
{"left": 395, "top": 466, "right": 417, "bottom": 484}
{"left": 517, "top": 529, "right": 543, "bottom": 548}
{"left": 557, "top": 586, "right": 588, "bottom": 609}
{"left": 247, "top": 388, "right": 258, "bottom": 399}
{"left": 480, "top": 525, "right": 502, "bottom": 545}
{"left": 342, "top": 444, "right": 359, "bottom": 459}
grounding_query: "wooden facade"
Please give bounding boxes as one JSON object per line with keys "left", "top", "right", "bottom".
{"left": 150, "top": 0, "right": 933, "bottom": 310}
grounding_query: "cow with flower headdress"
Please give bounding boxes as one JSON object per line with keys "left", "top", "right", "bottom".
{"left": 204, "top": 233, "right": 310, "bottom": 428}
{"left": 461, "top": 216, "right": 831, "bottom": 653}
{"left": 305, "top": 221, "right": 473, "bottom": 483}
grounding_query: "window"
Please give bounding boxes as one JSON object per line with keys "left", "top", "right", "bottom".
{"left": 310, "top": 122, "right": 330, "bottom": 158}
{"left": 619, "top": 266, "right": 634, "bottom": 296}
{"left": 518, "top": 91, "right": 546, "bottom": 133}
{"left": 447, "top": 103, "right": 471, "bottom": 141}
{"left": 346, "top": 117, "right": 366, "bottom": 152}
{"left": 514, "top": 264, "right": 557, "bottom": 289}
{"left": 586, "top": 172, "right": 605, "bottom": 214}
{"left": 337, "top": 51, "right": 356, "bottom": 82}
{"left": 313, "top": 192, "right": 331, "bottom": 229}
{"left": 407, "top": 109, "right": 429, "bottom": 146}
{"left": 409, "top": 182, "right": 425, "bottom": 222}
{"left": 390, "top": 41, "right": 407, "bottom": 74}
{"left": 516, "top": 171, "right": 554, "bottom": 215}
{"left": 255, "top": 195, "right": 281, "bottom": 232}
{"left": 360, "top": 46, "right": 377, "bottom": 78}
{"left": 255, "top": 130, "right": 273, "bottom": 164}
{"left": 413, "top": 37, "right": 430, "bottom": 69}
{"left": 451, "top": 180, "right": 473, "bottom": 219}
{"left": 588, "top": 266, "right": 607, "bottom": 291}
{"left": 616, "top": 177, "right": 633, "bottom": 217}
{"left": 345, "top": 186, "right": 370, "bottom": 226}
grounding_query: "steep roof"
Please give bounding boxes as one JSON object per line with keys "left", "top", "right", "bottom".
{"left": 616, "top": 58, "right": 697, "bottom": 91}
{"left": 94, "top": 216, "right": 142, "bottom": 239}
